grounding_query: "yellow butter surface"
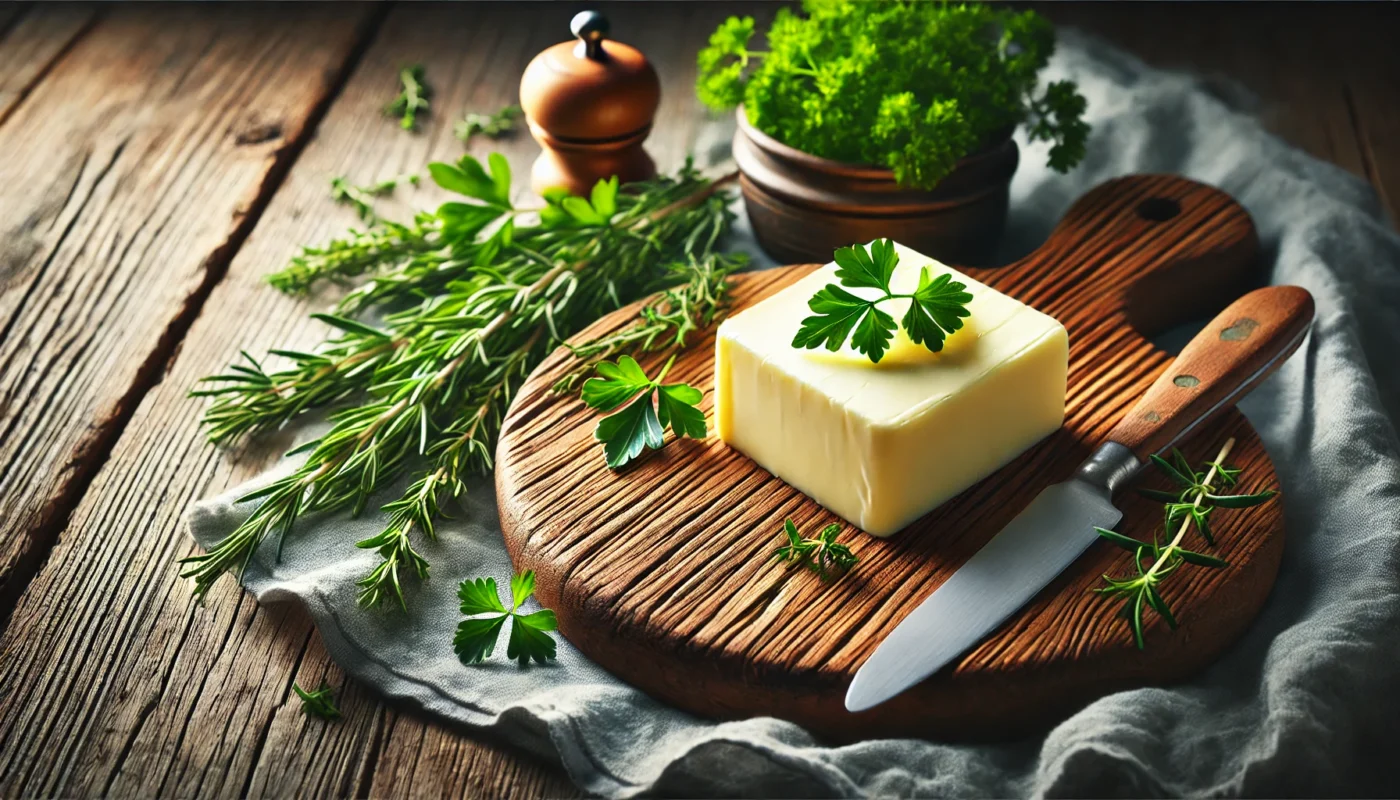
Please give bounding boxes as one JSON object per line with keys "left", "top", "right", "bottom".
{"left": 715, "top": 242, "right": 1068, "bottom": 536}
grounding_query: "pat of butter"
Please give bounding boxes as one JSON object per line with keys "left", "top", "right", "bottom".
{"left": 715, "top": 242, "right": 1068, "bottom": 536}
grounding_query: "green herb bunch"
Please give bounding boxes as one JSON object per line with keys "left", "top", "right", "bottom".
{"left": 187, "top": 154, "right": 743, "bottom": 610}
{"left": 1095, "top": 438, "right": 1276, "bottom": 648}
{"left": 697, "top": 1, "right": 1090, "bottom": 189}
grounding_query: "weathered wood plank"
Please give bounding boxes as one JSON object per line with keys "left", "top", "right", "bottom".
{"left": 0, "top": 4, "right": 97, "bottom": 127}
{"left": 0, "top": 2, "right": 377, "bottom": 794}
{"left": 0, "top": 3, "right": 577, "bottom": 796}
{"left": 368, "top": 715, "right": 580, "bottom": 800}
{"left": 0, "top": 3, "right": 374, "bottom": 630}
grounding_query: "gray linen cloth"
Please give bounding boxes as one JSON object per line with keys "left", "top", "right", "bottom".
{"left": 189, "top": 32, "right": 1400, "bottom": 797}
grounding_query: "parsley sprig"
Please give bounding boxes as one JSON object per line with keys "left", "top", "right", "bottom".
{"left": 774, "top": 519, "right": 858, "bottom": 580}
{"left": 1095, "top": 437, "right": 1277, "bottom": 649}
{"left": 793, "top": 239, "right": 972, "bottom": 363}
{"left": 582, "top": 355, "right": 706, "bottom": 468}
{"left": 455, "top": 104, "right": 522, "bottom": 143}
{"left": 454, "top": 571, "right": 558, "bottom": 666}
{"left": 385, "top": 64, "right": 431, "bottom": 131}
{"left": 293, "top": 682, "right": 341, "bottom": 720}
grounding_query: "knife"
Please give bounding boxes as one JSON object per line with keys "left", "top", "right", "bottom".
{"left": 845, "top": 285, "right": 1315, "bottom": 713}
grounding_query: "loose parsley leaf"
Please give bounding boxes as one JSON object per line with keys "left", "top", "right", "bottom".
{"left": 793, "top": 240, "right": 972, "bottom": 363}
{"left": 454, "top": 104, "right": 522, "bottom": 142}
{"left": 453, "top": 570, "right": 558, "bottom": 667}
{"left": 293, "top": 682, "right": 341, "bottom": 720}
{"left": 428, "top": 154, "right": 512, "bottom": 208}
{"left": 385, "top": 64, "right": 431, "bottom": 132}
{"left": 656, "top": 383, "right": 707, "bottom": 440}
{"left": 773, "top": 519, "right": 857, "bottom": 580}
{"left": 582, "top": 356, "right": 706, "bottom": 468}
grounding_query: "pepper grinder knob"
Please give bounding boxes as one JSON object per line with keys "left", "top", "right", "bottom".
{"left": 571, "top": 11, "right": 609, "bottom": 61}
{"left": 518, "top": 11, "right": 660, "bottom": 196}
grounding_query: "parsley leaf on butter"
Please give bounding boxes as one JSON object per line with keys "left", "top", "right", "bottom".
{"left": 582, "top": 355, "right": 706, "bottom": 468}
{"left": 901, "top": 267, "right": 973, "bottom": 352}
{"left": 793, "top": 240, "right": 972, "bottom": 363}
{"left": 454, "top": 571, "right": 558, "bottom": 666}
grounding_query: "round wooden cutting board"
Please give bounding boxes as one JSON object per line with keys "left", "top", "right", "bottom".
{"left": 495, "top": 175, "right": 1286, "bottom": 741}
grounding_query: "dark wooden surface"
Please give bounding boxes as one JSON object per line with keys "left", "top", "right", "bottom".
{"left": 498, "top": 176, "right": 1289, "bottom": 740}
{"left": 0, "top": 2, "right": 1395, "bottom": 796}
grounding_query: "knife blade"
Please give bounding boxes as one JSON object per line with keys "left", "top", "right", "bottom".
{"left": 845, "top": 285, "right": 1315, "bottom": 713}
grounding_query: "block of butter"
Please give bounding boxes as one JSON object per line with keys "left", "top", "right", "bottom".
{"left": 714, "top": 242, "right": 1068, "bottom": 536}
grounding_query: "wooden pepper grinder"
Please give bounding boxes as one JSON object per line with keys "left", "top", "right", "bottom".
{"left": 519, "top": 10, "right": 661, "bottom": 196}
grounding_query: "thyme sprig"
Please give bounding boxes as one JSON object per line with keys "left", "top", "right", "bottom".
{"left": 293, "top": 682, "right": 340, "bottom": 720}
{"left": 454, "top": 104, "right": 522, "bottom": 143}
{"left": 1095, "top": 437, "right": 1277, "bottom": 648}
{"left": 774, "top": 519, "right": 858, "bottom": 580}
{"left": 330, "top": 173, "right": 419, "bottom": 223}
{"left": 385, "top": 64, "right": 431, "bottom": 131}
{"left": 186, "top": 155, "right": 740, "bottom": 609}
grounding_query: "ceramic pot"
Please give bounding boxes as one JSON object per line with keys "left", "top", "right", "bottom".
{"left": 732, "top": 107, "right": 1019, "bottom": 265}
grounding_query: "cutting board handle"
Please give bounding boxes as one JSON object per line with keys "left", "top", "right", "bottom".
{"left": 1106, "top": 285, "right": 1315, "bottom": 460}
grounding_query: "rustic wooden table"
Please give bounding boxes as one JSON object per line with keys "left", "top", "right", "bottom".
{"left": 0, "top": 2, "right": 1394, "bottom": 797}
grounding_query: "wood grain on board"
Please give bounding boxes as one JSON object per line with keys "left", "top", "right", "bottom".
{"left": 497, "top": 175, "right": 1288, "bottom": 739}
{"left": 0, "top": 1, "right": 1394, "bottom": 796}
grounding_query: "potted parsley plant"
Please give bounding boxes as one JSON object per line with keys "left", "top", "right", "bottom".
{"left": 697, "top": 1, "right": 1090, "bottom": 264}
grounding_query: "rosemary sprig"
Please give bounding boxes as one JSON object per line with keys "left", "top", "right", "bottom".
{"left": 385, "top": 64, "right": 431, "bottom": 131}
{"left": 187, "top": 155, "right": 739, "bottom": 608}
{"left": 1095, "top": 437, "right": 1277, "bottom": 648}
{"left": 774, "top": 518, "right": 858, "bottom": 580}
{"left": 553, "top": 253, "right": 744, "bottom": 393}
{"left": 330, "top": 173, "right": 419, "bottom": 223}
{"left": 454, "top": 104, "right": 522, "bottom": 143}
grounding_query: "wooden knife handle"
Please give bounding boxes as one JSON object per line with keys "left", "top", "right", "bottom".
{"left": 1106, "top": 285, "right": 1315, "bottom": 460}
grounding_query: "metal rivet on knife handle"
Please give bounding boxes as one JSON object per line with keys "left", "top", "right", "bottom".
{"left": 1104, "top": 285, "right": 1314, "bottom": 462}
